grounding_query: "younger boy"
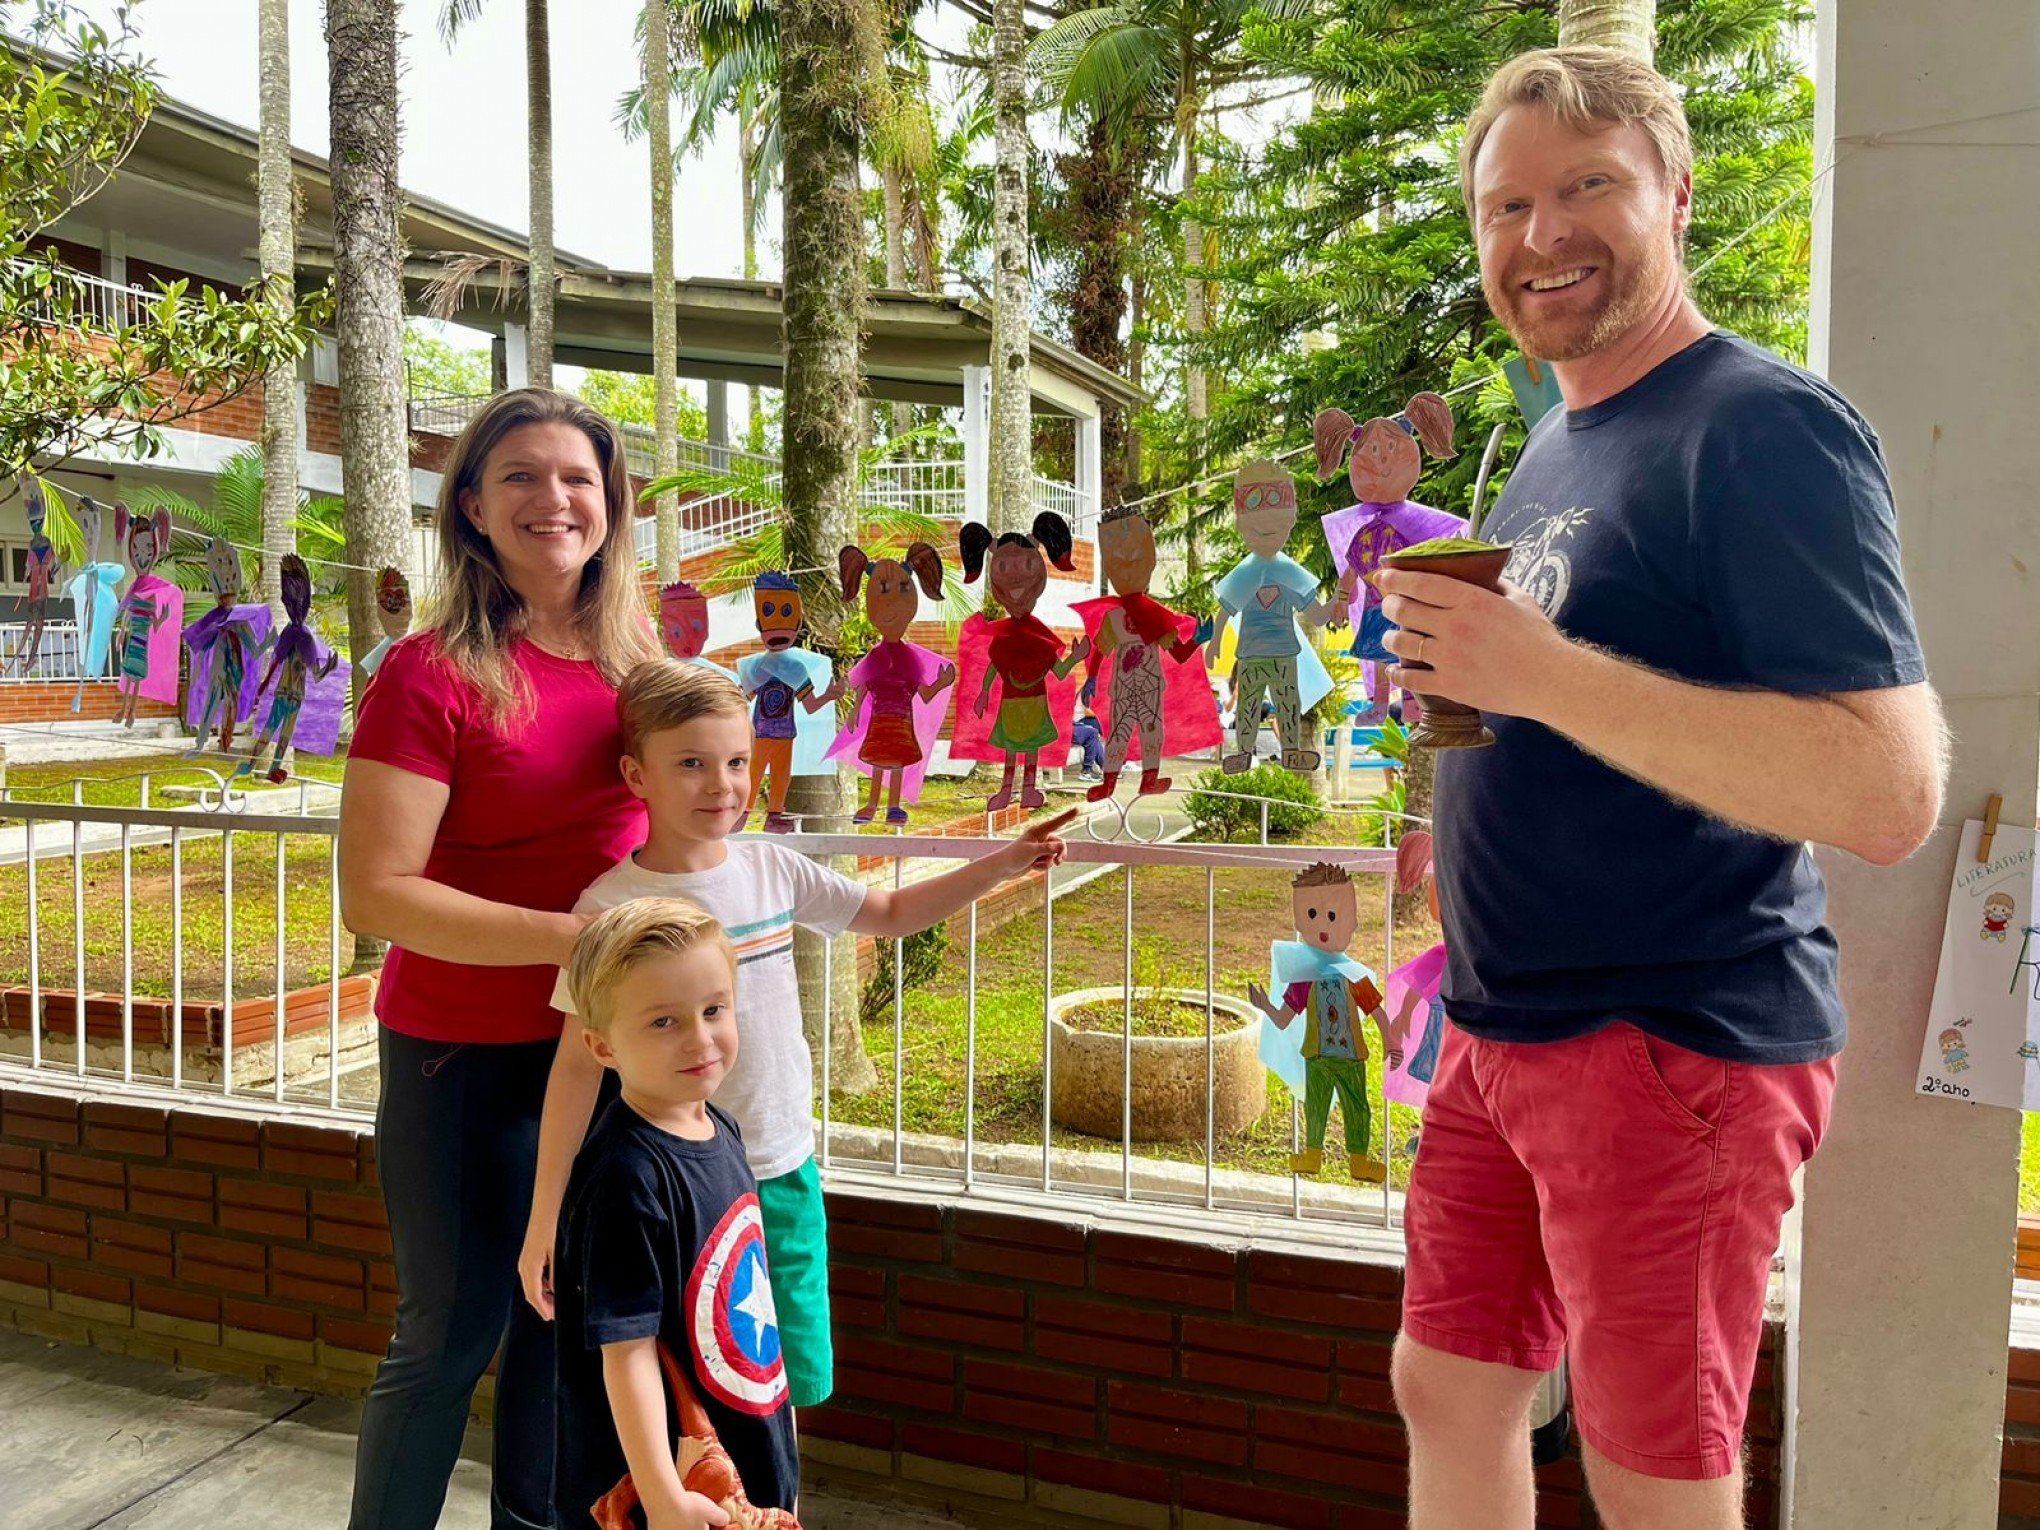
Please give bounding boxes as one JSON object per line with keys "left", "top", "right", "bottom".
{"left": 523, "top": 658, "right": 1074, "bottom": 1412}
{"left": 552, "top": 897, "right": 796, "bottom": 1529}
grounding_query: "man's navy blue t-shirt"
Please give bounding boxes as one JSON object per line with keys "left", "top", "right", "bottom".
{"left": 1433, "top": 332, "right": 1926, "bottom": 1064}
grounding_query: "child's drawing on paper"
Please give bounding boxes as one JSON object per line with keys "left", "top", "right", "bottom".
{"left": 826, "top": 542, "right": 956, "bottom": 826}
{"left": 1983, "top": 891, "right": 2015, "bottom": 943}
{"left": 1939, "top": 1020, "right": 1971, "bottom": 1074}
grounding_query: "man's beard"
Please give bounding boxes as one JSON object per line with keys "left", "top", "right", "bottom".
{"left": 1484, "top": 235, "right": 1676, "bottom": 363}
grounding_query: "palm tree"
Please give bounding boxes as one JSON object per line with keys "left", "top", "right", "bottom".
{"left": 1559, "top": 0, "right": 1655, "bottom": 59}
{"left": 324, "top": 0, "right": 413, "bottom": 709}
{"left": 439, "top": 0, "right": 557, "bottom": 385}
{"left": 646, "top": 0, "right": 682, "bottom": 581}
{"left": 129, "top": 447, "right": 348, "bottom": 611}
{"left": 256, "top": 0, "right": 297, "bottom": 620}
{"left": 989, "top": 0, "right": 1031, "bottom": 535}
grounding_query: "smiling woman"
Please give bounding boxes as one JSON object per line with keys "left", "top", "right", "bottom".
{"left": 335, "top": 387, "right": 659, "bottom": 1530}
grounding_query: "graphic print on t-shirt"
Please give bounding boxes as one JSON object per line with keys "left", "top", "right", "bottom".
{"left": 1501, "top": 504, "right": 1593, "bottom": 618}
{"left": 686, "top": 1195, "right": 787, "bottom": 1415}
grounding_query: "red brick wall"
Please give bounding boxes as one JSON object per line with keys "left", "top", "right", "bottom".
{"left": 306, "top": 383, "right": 343, "bottom": 458}
{"left": 0, "top": 684, "right": 176, "bottom": 725}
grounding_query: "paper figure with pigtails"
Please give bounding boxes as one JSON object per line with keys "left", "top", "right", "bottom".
{"left": 1314, "top": 392, "right": 1465, "bottom": 725}
{"left": 111, "top": 502, "right": 183, "bottom": 727}
{"left": 11, "top": 476, "right": 60, "bottom": 675}
{"left": 1209, "top": 461, "right": 1338, "bottom": 775}
{"left": 64, "top": 495, "right": 124, "bottom": 711}
{"left": 1382, "top": 830, "right": 1448, "bottom": 1110}
{"left": 238, "top": 554, "right": 341, "bottom": 782}
{"left": 359, "top": 567, "right": 412, "bottom": 680}
{"left": 735, "top": 573, "right": 836, "bottom": 834}
{"left": 182, "top": 537, "right": 272, "bottom": 757}
{"left": 949, "top": 512, "right": 1091, "bottom": 811}
{"left": 827, "top": 542, "right": 957, "bottom": 826}
{"left": 1073, "top": 507, "right": 1222, "bottom": 802}
{"left": 660, "top": 578, "right": 737, "bottom": 681}
{"left": 1249, "top": 861, "right": 1403, "bottom": 1182}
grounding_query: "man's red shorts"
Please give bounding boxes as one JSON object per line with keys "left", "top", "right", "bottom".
{"left": 1401, "top": 1021, "right": 1836, "bottom": 1480}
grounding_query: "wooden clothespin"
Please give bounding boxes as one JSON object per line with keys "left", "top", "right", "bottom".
{"left": 1979, "top": 794, "right": 2004, "bottom": 863}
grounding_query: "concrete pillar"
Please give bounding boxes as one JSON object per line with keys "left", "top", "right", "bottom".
{"left": 502, "top": 322, "right": 530, "bottom": 391}
{"left": 706, "top": 379, "right": 731, "bottom": 471}
{"left": 104, "top": 230, "right": 127, "bottom": 287}
{"left": 962, "top": 364, "right": 991, "bottom": 525}
{"left": 1075, "top": 412, "right": 1102, "bottom": 537}
{"left": 1784, "top": 4, "right": 2038, "bottom": 1525}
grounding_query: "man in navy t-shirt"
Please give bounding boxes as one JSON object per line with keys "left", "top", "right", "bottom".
{"left": 1374, "top": 47, "right": 1946, "bottom": 1530}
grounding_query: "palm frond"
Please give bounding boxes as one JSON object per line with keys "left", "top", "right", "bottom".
{"left": 437, "top": 0, "right": 493, "bottom": 48}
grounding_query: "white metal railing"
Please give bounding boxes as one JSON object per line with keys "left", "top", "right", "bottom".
{"left": 0, "top": 770, "right": 1422, "bottom": 1235}
{"left": 1, "top": 622, "right": 103, "bottom": 684}
{"left": 8, "top": 257, "right": 160, "bottom": 334}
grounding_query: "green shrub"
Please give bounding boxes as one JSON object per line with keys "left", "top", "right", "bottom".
{"left": 1184, "top": 760, "right": 1324, "bottom": 841}
{"left": 860, "top": 920, "right": 948, "bottom": 1024}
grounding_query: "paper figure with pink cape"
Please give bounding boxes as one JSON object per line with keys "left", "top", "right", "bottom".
{"left": 1074, "top": 507, "right": 1221, "bottom": 802}
{"left": 1382, "top": 830, "right": 1447, "bottom": 1109}
{"left": 11, "top": 476, "right": 61, "bottom": 676}
{"left": 827, "top": 541, "right": 956, "bottom": 826}
{"left": 111, "top": 502, "right": 183, "bottom": 727}
{"left": 950, "top": 512, "right": 1090, "bottom": 811}
{"left": 1314, "top": 392, "right": 1463, "bottom": 725}
{"left": 238, "top": 554, "right": 347, "bottom": 782}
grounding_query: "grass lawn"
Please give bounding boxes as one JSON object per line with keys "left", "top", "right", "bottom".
{"left": 3, "top": 752, "right": 348, "bottom": 808}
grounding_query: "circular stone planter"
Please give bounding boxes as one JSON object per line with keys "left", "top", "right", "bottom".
{"left": 1047, "top": 987, "right": 1267, "bottom": 1143}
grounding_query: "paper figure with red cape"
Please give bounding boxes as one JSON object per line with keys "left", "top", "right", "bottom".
{"left": 66, "top": 495, "right": 123, "bottom": 711}
{"left": 183, "top": 538, "right": 270, "bottom": 756}
{"left": 111, "top": 502, "right": 183, "bottom": 727}
{"left": 360, "top": 567, "right": 411, "bottom": 681}
{"left": 1210, "top": 461, "right": 1337, "bottom": 775}
{"left": 1382, "top": 830, "right": 1447, "bottom": 1109}
{"left": 950, "top": 512, "right": 1090, "bottom": 811}
{"left": 1314, "top": 392, "right": 1463, "bottom": 725}
{"left": 1074, "top": 507, "right": 1221, "bottom": 802}
{"left": 736, "top": 573, "right": 835, "bottom": 833}
{"left": 827, "top": 542, "right": 956, "bottom": 826}
{"left": 238, "top": 554, "right": 344, "bottom": 782}
{"left": 660, "top": 577, "right": 736, "bottom": 682}
{"left": 1248, "top": 861, "right": 1404, "bottom": 1182}
{"left": 12, "top": 476, "right": 60, "bottom": 676}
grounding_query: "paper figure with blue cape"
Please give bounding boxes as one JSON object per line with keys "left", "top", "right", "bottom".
{"left": 1248, "top": 861, "right": 1404, "bottom": 1181}
{"left": 1209, "top": 461, "right": 1338, "bottom": 775}
{"left": 65, "top": 495, "right": 123, "bottom": 711}
{"left": 183, "top": 538, "right": 271, "bottom": 756}
{"left": 827, "top": 542, "right": 956, "bottom": 826}
{"left": 736, "top": 572, "right": 835, "bottom": 833}
{"left": 112, "top": 502, "right": 183, "bottom": 727}
{"left": 660, "top": 578, "right": 736, "bottom": 682}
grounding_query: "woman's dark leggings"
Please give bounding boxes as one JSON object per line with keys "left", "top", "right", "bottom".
{"left": 348, "top": 1028, "right": 558, "bottom": 1530}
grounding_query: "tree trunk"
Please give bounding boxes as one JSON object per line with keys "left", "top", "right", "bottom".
{"left": 1557, "top": 0, "right": 1655, "bottom": 60}
{"left": 739, "top": 100, "right": 760, "bottom": 449}
{"left": 1394, "top": 742, "right": 1434, "bottom": 927}
{"left": 780, "top": 0, "right": 879, "bottom": 1095}
{"left": 525, "top": 0, "right": 555, "bottom": 386}
{"left": 325, "top": 0, "right": 412, "bottom": 719}
{"left": 646, "top": 0, "right": 681, "bottom": 580}
{"left": 990, "top": 0, "right": 1031, "bottom": 536}
{"left": 256, "top": 0, "right": 297, "bottom": 621}
{"left": 1060, "top": 116, "right": 1136, "bottom": 511}
{"left": 882, "top": 162, "right": 912, "bottom": 442}
{"left": 1126, "top": 267, "right": 1144, "bottom": 496}
{"left": 1179, "top": 123, "right": 1206, "bottom": 595}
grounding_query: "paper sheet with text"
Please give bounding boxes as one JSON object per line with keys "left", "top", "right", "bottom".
{"left": 1917, "top": 818, "right": 2040, "bottom": 1110}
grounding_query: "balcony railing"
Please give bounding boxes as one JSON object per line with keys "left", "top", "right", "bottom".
{"left": 0, "top": 622, "right": 106, "bottom": 684}
{"left": 8, "top": 258, "right": 160, "bottom": 334}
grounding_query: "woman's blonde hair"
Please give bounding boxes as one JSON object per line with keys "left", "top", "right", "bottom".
{"left": 568, "top": 896, "right": 737, "bottom": 1034}
{"left": 424, "top": 387, "right": 658, "bottom": 725}
{"left": 1460, "top": 47, "right": 1694, "bottom": 213}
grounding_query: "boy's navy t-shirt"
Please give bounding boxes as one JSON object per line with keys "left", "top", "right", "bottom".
{"left": 553, "top": 1099, "right": 797, "bottom": 1527}
{"left": 1434, "top": 332, "right": 1926, "bottom": 1064}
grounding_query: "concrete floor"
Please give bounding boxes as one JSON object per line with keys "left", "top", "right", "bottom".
{"left": 0, "top": 1329, "right": 966, "bottom": 1529}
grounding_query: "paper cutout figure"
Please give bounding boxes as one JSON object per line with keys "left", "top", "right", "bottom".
{"left": 951, "top": 513, "right": 1090, "bottom": 810}
{"left": 660, "top": 577, "right": 736, "bottom": 681}
{"left": 736, "top": 573, "right": 835, "bottom": 833}
{"left": 1073, "top": 507, "right": 1221, "bottom": 802}
{"left": 359, "top": 566, "right": 411, "bottom": 679}
{"left": 1313, "top": 394, "right": 1464, "bottom": 725}
{"left": 1382, "top": 831, "right": 1447, "bottom": 1109}
{"left": 1984, "top": 892, "right": 2015, "bottom": 943}
{"left": 65, "top": 495, "right": 124, "bottom": 711}
{"left": 236, "top": 554, "right": 339, "bottom": 781}
{"left": 182, "top": 538, "right": 270, "bottom": 756}
{"left": 1248, "top": 862, "right": 1403, "bottom": 1182}
{"left": 12, "top": 477, "right": 61, "bottom": 676}
{"left": 826, "top": 542, "right": 956, "bottom": 826}
{"left": 1939, "top": 1018, "right": 1972, "bottom": 1074}
{"left": 590, "top": 1340, "right": 801, "bottom": 1530}
{"left": 110, "top": 502, "right": 183, "bottom": 726}
{"left": 1209, "top": 461, "right": 1337, "bottom": 775}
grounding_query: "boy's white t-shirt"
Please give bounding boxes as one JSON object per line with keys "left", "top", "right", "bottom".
{"left": 550, "top": 840, "right": 868, "bottom": 1181}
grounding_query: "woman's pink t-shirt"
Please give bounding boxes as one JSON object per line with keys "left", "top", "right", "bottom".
{"left": 348, "top": 634, "right": 644, "bottom": 1044}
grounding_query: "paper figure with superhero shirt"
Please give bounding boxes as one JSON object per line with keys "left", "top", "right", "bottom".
{"left": 1073, "top": 507, "right": 1221, "bottom": 802}
{"left": 1314, "top": 392, "right": 1463, "bottom": 725}
{"left": 950, "top": 511, "right": 1090, "bottom": 811}
{"left": 826, "top": 542, "right": 957, "bottom": 826}
{"left": 111, "top": 502, "right": 183, "bottom": 727}
{"left": 660, "top": 577, "right": 737, "bottom": 681}
{"left": 1208, "top": 460, "right": 1337, "bottom": 775}
{"left": 1249, "top": 861, "right": 1404, "bottom": 1182}
{"left": 735, "top": 573, "right": 835, "bottom": 833}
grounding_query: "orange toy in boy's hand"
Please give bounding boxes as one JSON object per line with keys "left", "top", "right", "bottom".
{"left": 592, "top": 1342, "right": 802, "bottom": 1530}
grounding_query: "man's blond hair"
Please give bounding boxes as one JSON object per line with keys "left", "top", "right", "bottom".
{"left": 1460, "top": 46, "right": 1693, "bottom": 212}
{"left": 616, "top": 657, "right": 749, "bottom": 757}
{"left": 567, "top": 896, "right": 737, "bottom": 1034}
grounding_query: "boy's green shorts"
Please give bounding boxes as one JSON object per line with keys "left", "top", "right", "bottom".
{"left": 756, "top": 1156, "right": 832, "bottom": 1407}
